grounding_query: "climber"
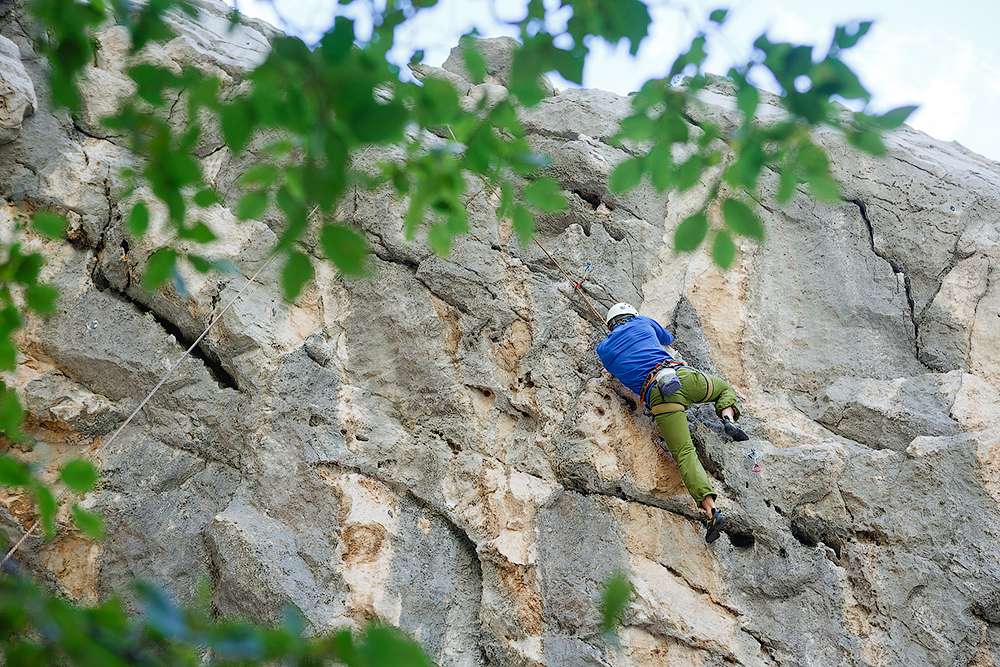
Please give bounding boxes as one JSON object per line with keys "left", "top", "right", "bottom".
{"left": 596, "top": 303, "right": 749, "bottom": 544}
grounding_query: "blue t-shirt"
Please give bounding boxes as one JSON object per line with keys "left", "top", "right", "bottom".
{"left": 596, "top": 316, "right": 676, "bottom": 402}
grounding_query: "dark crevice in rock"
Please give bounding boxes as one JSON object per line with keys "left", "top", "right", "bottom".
{"left": 198, "top": 142, "right": 229, "bottom": 159}
{"left": 370, "top": 243, "right": 421, "bottom": 275}
{"left": 601, "top": 220, "right": 626, "bottom": 243}
{"left": 90, "top": 231, "right": 111, "bottom": 290}
{"left": 92, "top": 280, "right": 240, "bottom": 392}
{"left": 572, "top": 189, "right": 616, "bottom": 215}
{"left": 621, "top": 234, "right": 640, "bottom": 294}
{"left": 522, "top": 126, "right": 580, "bottom": 141}
{"left": 70, "top": 120, "right": 107, "bottom": 142}
{"left": 851, "top": 198, "right": 924, "bottom": 366}
{"left": 789, "top": 508, "right": 849, "bottom": 558}
{"left": 854, "top": 528, "right": 890, "bottom": 547}
{"left": 728, "top": 530, "right": 755, "bottom": 549}
{"left": 554, "top": 474, "right": 717, "bottom": 535}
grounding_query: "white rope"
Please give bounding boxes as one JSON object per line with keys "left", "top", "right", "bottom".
{"left": 4, "top": 144, "right": 371, "bottom": 566}
{"left": 2, "top": 254, "right": 274, "bottom": 566}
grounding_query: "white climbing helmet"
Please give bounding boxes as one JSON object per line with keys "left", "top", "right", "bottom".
{"left": 606, "top": 302, "right": 638, "bottom": 324}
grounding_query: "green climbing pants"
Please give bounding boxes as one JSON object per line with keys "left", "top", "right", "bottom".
{"left": 647, "top": 366, "right": 741, "bottom": 506}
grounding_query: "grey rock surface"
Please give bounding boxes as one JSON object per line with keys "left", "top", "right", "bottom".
{"left": 0, "top": 34, "right": 35, "bottom": 144}
{"left": 2, "top": 3, "right": 1000, "bottom": 667}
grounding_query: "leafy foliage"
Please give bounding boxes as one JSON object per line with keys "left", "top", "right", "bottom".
{"left": 0, "top": 576, "right": 437, "bottom": 666}
{"left": 600, "top": 571, "right": 634, "bottom": 633}
{"left": 0, "top": 0, "right": 916, "bottom": 662}
{"left": 611, "top": 13, "right": 914, "bottom": 265}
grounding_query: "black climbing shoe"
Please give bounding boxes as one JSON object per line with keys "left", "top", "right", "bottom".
{"left": 724, "top": 417, "right": 749, "bottom": 442}
{"left": 704, "top": 508, "right": 726, "bottom": 544}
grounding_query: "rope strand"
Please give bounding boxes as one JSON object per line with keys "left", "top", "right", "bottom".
{"left": 532, "top": 238, "right": 608, "bottom": 330}
{"left": 2, "top": 254, "right": 274, "bottom": 567}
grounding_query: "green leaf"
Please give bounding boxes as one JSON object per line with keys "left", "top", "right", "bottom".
{"left": 362, "top": 626, "right": 434, "bottom": 667}
{"left": 660, "top": 112, "right": 689, "bottom": 143}
{"left": 600, "top": 572, "right": 633, "bottom": 632}
{"left": 808, "top": 174, "right": 842, "bottom": 202}
{"left": 512, "top": 205, "right": 534, "bottom": 245}
{"left": 320, "top": 17, "right": 355, "bottom": 63}
{"left": 721, "top": 198, "right": 764, "bottom": 240}
{"left": 617, "top": 113, "right": 657, "bottom": 142}
{"left": 646, "top": 143, "right": 674, "bottom": 192}
{"left": 709, "top": 9, "right": 728, "bottom": 23}
{"left": 237, "top": 190, "right": 268, "bottom": 220}
{"left": 736, "top": 82, "right": 759, "bottom": 120}
{"left": 128, "top": 63, "right": 177, "bottom": 106}
{"left": 0, "top": 339, "right": 17, "bottom": 372}
{"left": 135, "top": 581, "right": 189, "bottom": 642}
{"left": 188, "top": 255, "right": 213, "bottom": 273}
{"left": 524, "top": 177, "right": 567, "bottom": 213}
{"left": 60, "top": 459, "right": 99, "bottom": 493}
{"left": 797, "top": 142, "right": 830, "bottom": 177}
{"left": 178, "top": 222, "right": 217, "bottom": 243}
{"left": 240, "top": 164, "right": 280, "bottom": 188}
{"left": 674, "top": 212, "right": 708, "bottom": 252}
{"left": 428, "top": 223, "right": 452, "bottom": 255}
{"left": 697, "top": 122, "right": 721, "bottom": 149}
{"left": 832, "top": 21, "right": 872, "bottom": 51}
{"left": 852, "top": 129, "right": 887, "bottom": 156}
{"left": 876, "top": 105, "right": 917, "bottom": 130}
{"left": 669, "top": 35, "right": 707, "bottom": 78}
{"left": 564, "top": 0, "right": 651, "bottom": 56}
{"left": 0, "top": 455, "right": 31, "bottom": 487}
{"left": 778, "top": 164, "right": 799, "bottom": 203}
{"left": 609, "top": 157, "right": 644, "bottom": 193}
{"left": 725, "top": 141, "right": 765, "bottom": 190}
{"left": 221, "top": 100, "right": 253, "bottom": 154}
{"left": 712, "top": 230, "right": 736, "bottom": 268}
{"left": 144, "top": 248, "right": 177, "bottom": 291}
{"left": 462, "top": 41, "right": 487, "bottom": 83}
{"left": 194, "top": 188, "right": 221, "bottom": 207}
{"left": 13, "top": 252, "right": 43, "bottom": 284}
{"left": 32, "top": 482, "right": 57, "bottom": 538}
{"left": 5, "top": 641, "right": 47, "bottom": 666}
{"left": 71, "top": 504, "right": 105, "bottom": 540}
{"left": 25, "top": 285, "right": 58, "bottom": 314}
{"left": 281, "top": 251, "right": 313, "bottom": 301}
{"left": 676, "top": 154, "right": 704, "bottom": 192}
{"left": 320, "top": 224, "right": 367, "bottom": 275}
{"left": 128, "top": 203, "right": 150, "bottom": 235}
{"left": 498, "top": 182, "right": 514, "bottom": 218}
{"left": 350, "top": 100, "right": 407, "bottom": 143}
{"left": 0, "top": 386, "right": 24, "bottom": 441}
{"left": 32, "top": 212, "right": 67, "bottom": 239}
{"left": 416, "top": 77, "right": 460, "bottom": 125}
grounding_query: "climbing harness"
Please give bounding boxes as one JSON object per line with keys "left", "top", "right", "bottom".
{"left": 532, "top": 238, "right": 608, "bottom": 331}
{"left": 1, "top": 254, "right": 275, "bottom": 567}
{"left": 639, "top": 358, "right": 687, "bottom": 406}
{"left": 746, "top": 448, "right": 761, "bottom": 473}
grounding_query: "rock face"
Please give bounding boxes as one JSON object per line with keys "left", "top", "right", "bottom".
{"left": 0, "top": 33, "right": 35, "bottom": 145}
{"left": 3, "top": 4, "right": 1000, "bottom": 667}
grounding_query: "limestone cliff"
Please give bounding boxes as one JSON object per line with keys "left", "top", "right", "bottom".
{"left": 2, "top": 2, "right": 1000, "bottom": 666}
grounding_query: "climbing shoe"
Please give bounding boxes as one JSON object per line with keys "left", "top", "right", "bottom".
{"left": 724, "top": 417, "right": 749, "bottom": 442}
{"left": 704, "top": 508, "right": 726, "bottom": 544}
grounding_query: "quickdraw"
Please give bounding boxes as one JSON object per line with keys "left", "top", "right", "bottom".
{"left": 532, "top": 239, "right": 607, "bottom": 330}
{"left": 746, "top": 448, "right": 761, "bottom": 473}
{"left": 573, "top": 262, "right": 594, "bottom": 290}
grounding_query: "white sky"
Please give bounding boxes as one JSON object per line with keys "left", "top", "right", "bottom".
{"left": 224, "top": 0, "right": 1000, "bottom": 163}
